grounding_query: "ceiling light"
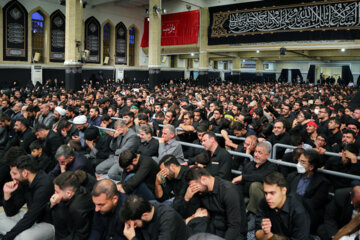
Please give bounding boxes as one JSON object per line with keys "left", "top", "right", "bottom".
{"left": 191, "top": 53, "right": 195, "bottom": 56}
{"left": 256, "top": 50, "right": 260, "bottom": 53}
{"left": 341, "top": 48, "right": 346, "bottom": 52}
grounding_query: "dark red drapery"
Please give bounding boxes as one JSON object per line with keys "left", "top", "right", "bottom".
{"left": 141, "top": 10, "right": 199, "bottom": 47}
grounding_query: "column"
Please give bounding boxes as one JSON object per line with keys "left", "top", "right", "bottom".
{"left": 232, "top": 57, "right": 241, "bottom": 84}
{"left": 64, "top": 0, "right": 83, "bottom": 91}
{"left": 198, "top": 8, "right": 209, "bottom": 87}
{"left": 148, "top": 0, "right": 162, "bottom": 91}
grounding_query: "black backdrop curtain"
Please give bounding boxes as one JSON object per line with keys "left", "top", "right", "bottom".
{"left": 342, "top": 65, "right": 353, "bottom": 85}
{"left": 278, "top": 69, "right": 288, "bottom": 83}
{"left": 307, "top": 65, "right": 315, "bottom": 84}
{"left": 291, "top": 69, "right": 303, "bottom": 84}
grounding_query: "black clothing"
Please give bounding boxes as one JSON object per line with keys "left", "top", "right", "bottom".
{"left": 240, "top": 161, "right": 278, "bottom": 196}
{"left": 156, "top": 166, "right": 189, "bottom": 217}
{"left": 325, "top": 156, "right": 360, "bottom": 189}
{"left": 51, "top": 187, "right": 94, "bottom": 240}
{"left": 133, "top": 203, "right": 189, "bottom": 240}
{"left": 63, "top": 125, "right": 79, "bottom": 144}
{"left": 317, "top": 188, "right": 353, "bottom": 240}
{"left": 88, "top": 193, "right": 125, "bottom": 240}
{"left": 317, "top": 119, "right": 330, "bottom": 135}
{"left": 267, "top": 132, "right": 291, "bottom": 159}
{"left": 205, "top": 146, "right": 232, "bottom": 181}
{"left": 33, "top": 153, "right": 54, "bottom": 173}
{"left": 121, "top": 155, "right": 159, "bottom": 194}
{"left": 183, "top": 139, "right": 205, "bottom": 163}
{"left": 43, "top": 130, "right": 64, "bottom": 160}
{"left": 88, "top": 134, "right": 112, "bottom": 167}
{"left": 2, "top": 171, "right": 53, "bottom": 240}
{"left": 287, "top": 172, "right": 330, "bottom": 233}
{"left": 136, "top": 138, "right": 159, "bottom": 157}
{"left": 5, "top": 128, "right": 36, "bottom": 153}
{"left": 181, "top": 177, "right": 247, "bottom": 240}
{"left": 327, "top": 130, "right": 342, "bottom": 147}
{"left": 255, "top": 195, "right": 311, "bottom": 240}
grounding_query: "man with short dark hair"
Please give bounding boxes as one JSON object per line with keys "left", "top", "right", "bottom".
{"left": 88, "top": 107, "right": 101, "bottom": 126}
{"left": 30, "top": 140, "right": 53, "bottom": 172}
{"left": 119, "top": 195, "right": 189, "bottom": 240}
{"left": 155, "top": 155, "right": 189, "bottom": 216}
{"left": 49, "top": 171, "right": 94, "bottom": 240}
{"left": 89, "top": 179, "right": 125, "bottom": 240}
{"left": 201, "top": 131, "right": 232, "bottom": 180}
{"left": 117, "top": 150, "right": 159, "bottom": 200}
{"left": 33, "top": 123, "right": 64, "bottom": 163}
{"left": 84, "top": 126, "right": 112, "bottom": 167}
{"left": 6, "top": 118, "right": 36, "bottom": 153}
{"left": 255, "top": 172, "right": 310, "bottom": 240}
{"left": 181, "top": 166, "right": 247, "bottom": 240}
{"left": 0, "top": 155, "right": 55, "bottom": 240}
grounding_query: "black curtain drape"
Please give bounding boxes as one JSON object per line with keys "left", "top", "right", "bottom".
{"left": 341, "top": 66, "right": 353, "bottom": 86}
{"left": 291, "top": 69, "right": 303, "bottom": 84}
{"left": 278, "top": 69, "right": 288, "bottom": 83}
{"left": 307, "top": 65, "right": 315, "bottom": 84}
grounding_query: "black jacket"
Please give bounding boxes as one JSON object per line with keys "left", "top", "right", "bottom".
{"left": 134, "top": 203, "right": 190, "bottom": 240}
{"left": 205, "top": 146, "right": 232, "bottom": 181}
{"left": 136, "top": 138, "right": 159, "bottom": 157}
{"left": 121, "top": 155, "right": 159, "bottom": 194}
{"left": 317, "top": 188, "right": 354, "bottom": 240}
{"left": 2, "top": 171, "right": 53, "bottom": 240}
{"left": 51, "top": 187, "right": 94, "bottom": 240}
{"left": 88, "top": 193, "right": 125, "bottom": 240}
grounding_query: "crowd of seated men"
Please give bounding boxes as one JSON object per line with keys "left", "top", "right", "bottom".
{"left": 0, "top": 78, "right": 359, "bottom": 240}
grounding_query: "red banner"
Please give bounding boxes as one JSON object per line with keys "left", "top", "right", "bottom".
{"left": 141, "top": 10, "right": 199, "bottom": 47}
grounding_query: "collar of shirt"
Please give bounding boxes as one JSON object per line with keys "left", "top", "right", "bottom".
{"left": 276, "top": 197, "right": 290, "bottom": 213}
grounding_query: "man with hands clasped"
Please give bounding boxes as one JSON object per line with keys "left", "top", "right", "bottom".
{"left": 0, "top": 155, "right": 54, "bottom": 240}
{"left": 255, "top": 172, "right": 310, "bottom": 240}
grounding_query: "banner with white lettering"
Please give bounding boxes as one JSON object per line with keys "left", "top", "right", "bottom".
{"left": 141, "top": 10, "right": 199, "bottom": 47}
{"left": 209, "top": 0, "right": 360, "bottom": 45}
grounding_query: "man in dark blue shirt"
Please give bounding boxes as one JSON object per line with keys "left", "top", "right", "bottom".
{"left": 89, "top": 179, "right": 125, "bottom": 240}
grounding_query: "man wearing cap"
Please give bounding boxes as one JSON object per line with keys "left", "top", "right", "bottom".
{"left": 52, "top": 106, "right": 66, "bottom": 131}
{"left": 305, "top": 121, "right": 318, "bottom": 147}
{"left": 72, "top": 115, "right": 89, "bottom": 149}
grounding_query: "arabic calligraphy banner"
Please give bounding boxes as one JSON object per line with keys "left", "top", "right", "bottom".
{"left": 209, "top": 0, "right": 360, "bottom": 45}
{"left": 141, "top": 10, "right": 199, "bottom": 47}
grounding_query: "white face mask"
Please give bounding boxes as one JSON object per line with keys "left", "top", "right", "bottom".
{"left": 296, "top": 162, "right": 306, "bottom": 174}
{"left": 314, "top": 109, "right": 320, "bottom": 115}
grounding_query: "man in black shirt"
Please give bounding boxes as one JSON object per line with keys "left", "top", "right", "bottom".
{"left": 181, "top": 166, "right": 247, "bottom": 240}
{"left": 255, "top": 172, "right": 310, "bottom": 240}
{"left": 154, "top": 155, "right": 189, "bottom": 216}
{"left": 0, "top": 155, "right": 55, "bottom": 240}
{"left": 49, "top": 171, "right": 94, "bottom": 240}
{"left": 117, "top": 150, "right": 159, "bottom": 201}
{"left": 201, "top": 131, "right": 232, "bottom": 180}
{"left": 119, "top": 194, "right": 189, "bottom": 240}
{"left": 89, "top": 179, "right": 125, "bottom": 240}
{"left": 137, "top": 125, "right": 158, "bottom": 157}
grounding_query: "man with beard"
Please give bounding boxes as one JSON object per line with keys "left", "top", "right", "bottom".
{"left": 49, "top": 171, "right": 94, "bottom": 240}
{"left": 117, "top": 150, "right": 159, "bottom": 201}
{"left": 154, "top": 155, "right": 189, "bottom": 216}
{"left": 180, "top": 167, "right": 247, "bottom": 240}
{"left": 267, "top": 118, "right": 291, "bottom": 159}
{"left": 137, "top": 125, "right": 158, "bottom": 157}
{"left": 119, "top": 195, "right": 189, "bottom": 240}
{"left": 6, "top": 118, "right": 36, "bottom": 153}
{"left": 72, "top": 115, "right": 89, "bottom": 150}
{"left": 37, "top": 104, "right": 53, "bottom": 129}
{"left": 317, "top": 106, "right": 331, "bottom": 135}
{"left": 89, "top": 179, "right": 125, "bottom": 240}
{"left": 0, "top": 155, "right": 54, "bottom": 240}
{"left": 57, "top": 119, "right": 79, "bottom": 144}
{"left": 65, "top": 106, "right": 76, "bottom": 121}
{"left": 52, "top": 107, "right": 66, "bottom": 131}
{"left": 88, "top": 107, "right": 101, "bottom": 126}
{"left": 325, "top": 143, "right": 360, "bottom": 189}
